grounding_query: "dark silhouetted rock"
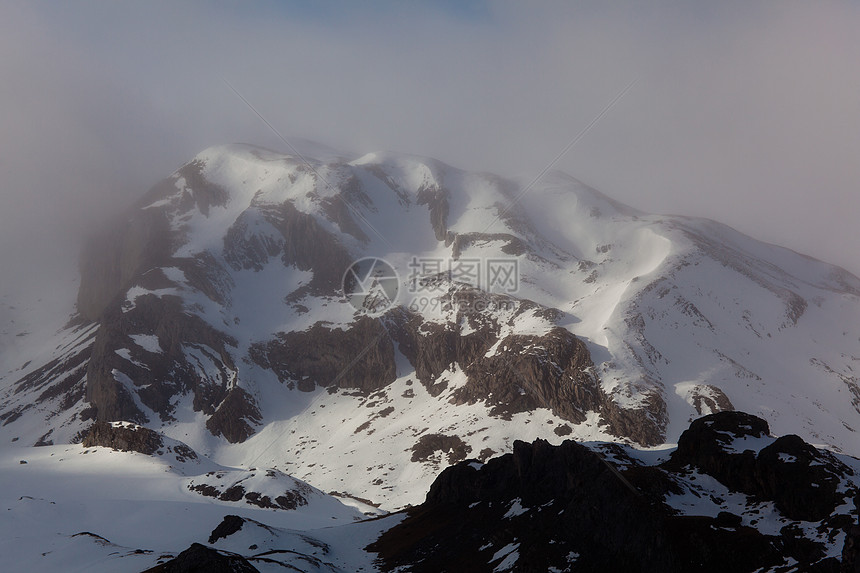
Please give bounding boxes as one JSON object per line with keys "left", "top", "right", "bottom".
{"left": 208, "top": 515, "right": 246, "bottom": 544}
{"left": 372, "top": 437, "right": 783, "bottom": 573}
{"left": 372, "top": 412, "right": 860, "bottom": 572}
{"left": 666, "top": 411, "right": 851, "bottom": 521}
{"left": 842, "top": 509, "right": 860, "bottom": 573}
{"left": 141, "top": 542, "right": 258, "bottom": 572}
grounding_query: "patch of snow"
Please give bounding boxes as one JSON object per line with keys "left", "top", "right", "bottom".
{"left": 492, "top": 542, "right": 520, "bottom": 572}
{"left": 503, "top": 498, "right": 528, "bottom": 519}
{"left": 130, "top": 334, "right": 163, "bottom": 354}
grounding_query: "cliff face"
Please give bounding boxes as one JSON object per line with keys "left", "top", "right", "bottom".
{"left": 76, "top": 207, "right": 173, "bottom": 322}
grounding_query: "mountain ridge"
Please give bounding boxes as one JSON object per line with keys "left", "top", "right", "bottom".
{"left": 1, "top": 141, "right": 859, "bottom": 510}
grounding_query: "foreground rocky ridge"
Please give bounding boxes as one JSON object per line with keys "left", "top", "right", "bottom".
{"left": 2, "top": 143, "right": 860, "bottom": 509}
{"left": 372, "top": 411, "right": 860, "bottom": 573}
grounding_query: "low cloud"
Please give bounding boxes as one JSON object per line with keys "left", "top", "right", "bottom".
{"left": 1, "top": 0, "right": 858, "bottom": 300}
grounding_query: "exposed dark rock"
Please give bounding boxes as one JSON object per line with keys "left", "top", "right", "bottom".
{"left": 188, "top": 478, "right": 308, "bottom": 511}
{"left": 553, "top": 424, "right": 572, "bottom": 436}
{"left": 663, "top": 410, "right": 768, "bottom": 495}
{"left": 225, "top": 200, "right": 354, "bottom": 295}
{"left": 619, "top": 464, "right": 684, "bottom": 505}
{"left": 243, "top": 492, "right": 276, "bottom": 509}
{"left": 205, "top": 388, "right": 262, "bottom": 444}
{"left": 189, "top": 484, "right": 219, "bottom": 498}
{"left": 689, "top": 384, "right": 734, "bottom": 415}
{"left": 374, "top": 414, "right": 860, "bottom": 571}
{"left": 141, "top": 542, "right": 259, "bottom": 573}
{"left": 71, "top": 156, "right": 668, "bottom": 448}
{"left": 85, "top": 293, "right": 254, "bottom": 437}
{"left": 411, "top": 434, "right": 472, "bottom": 465}
{"left": 665, "top": 412, "right": 852, "bottom": 521}
{"left": 175, "top": 252, "right": 234, "bottom": 306}
{"left": 598, "top": 387, "right": 667, "bottom": 446}
{"left": 2, "top": 323, "right": 96, "bottom": 431}
{"left": 274, "top": 490, "right": 308, "bottom": 510}
{"left": 223, "top": 209, "right": 284, "bottom": 272}
{"left": 454, "top": 327, "right": 602, "bottom": 423}
{"left": 450, "top": 232, "right": 528, "bottom": 259}
{"left": 416, "top": 184, "right": 450, "bottom": 242}
{"left": 252, "top": 316, "right": 396, "bottom": 394}
{"left": 318, "top": 177, "right": 371, "bottom": 243}
{"left": 173, "top": 158, "right": 230, "bottom": 216}
{"left": 209, "top": 515, "right": 246, "bottom": 544}
{"left": 81, "top": 421, "right": 163, "bottom": 455}
{"left": 387, "top": 296, "right": 665, "bottom": 445}
{"left": 756, "top": 435, "right": 850, "bottom": 521}
{"left": 843, "top": 517, "right": 860, "bottom": 573}
{"left": 172, "top": 444, "right": 198, "bottom": 463}
{"left": 220, "top": 486, "right": 246, "bottom": 502}
{"left": 71, "top": 531, "right": 112, "bottom": 545}
{"left": 477, "top": 448, "right": 495, "bottom": 462}
{"left": 372, "top": 437, "right": 784, "bottom": 573}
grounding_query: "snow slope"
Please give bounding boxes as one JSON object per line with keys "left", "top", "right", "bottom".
{"left": 0, "top": 439, "right": 387, "bottom": 572}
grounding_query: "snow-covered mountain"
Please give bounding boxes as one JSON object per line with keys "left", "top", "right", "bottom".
{"left": 2, "top": 142, "right": 860, "bottom": 514}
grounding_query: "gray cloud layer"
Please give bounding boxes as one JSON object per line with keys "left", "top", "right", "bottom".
{"left": 1, "top": 1, "right": 858, "bottom": 300}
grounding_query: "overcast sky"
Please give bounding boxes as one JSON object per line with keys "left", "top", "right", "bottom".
{"left": 1, "top": 1, "right": 859, "bottom": 300}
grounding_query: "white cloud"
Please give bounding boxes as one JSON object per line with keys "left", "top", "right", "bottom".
{"left": 1, "top": 0, "right": 858, "bottom": 299}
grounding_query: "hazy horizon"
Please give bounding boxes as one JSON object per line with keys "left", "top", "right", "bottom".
{"left": 2, "top": 1, "right": 859, "bottom": 300}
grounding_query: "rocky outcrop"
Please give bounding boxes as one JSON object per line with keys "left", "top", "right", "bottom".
{"left": 453, "top": 327, "right": 601, "bottom": 422}
{"left": 82, "top": 421, "right": 163, "bottom": 455}
{"left": 411, "top": 433, "right": 472, "bottom": 464}
{"left": 416, "top": 184, "right": 450, "bottom": 242}
{"left": 85, "top": 293, "right": 247, "bottom": 428}
{"left": 74, "top": 161, "right": 221, "bottom": 323}
{"left": 82, "top": 420, "right": 199, "bottom": 462}
{"left": 76, "top": 157, "right": 260, "bottom": 438}
{"left": 372, "top": 413, "right": 858, "bottom": 572}
{"left": 450, "top": 232, "right": 528, "bottom": 259}
{"left": 251, "top": 285, "right": 668, "bottom": 445}
{"left": 371, "top": 437, "right": 782, "bottom": 573}
{"left": 205, "top": 387, "right": 262, "bottom": 444}
{"left": 142, "top": 543, "right": 259, "bottom": 573}
{"left": 225, "top": 201, "right": 354, "bottom": 295}
{"left": 186, "top": 468, "right": 313, "bottom": 511}
{"left": 208, "top": 515, "right": 246, "bottom": 544}
{"left": 665, "top": 411, "right": 852, "bottom": 521}
{"left": 387, "top": 293, "right": 665, "bottom": 445}
{"left": 844, "top": 515, "right": 860, "bottom": 573}
{"left": 688, "top": 384, "right": 734, "bottom": 415}
{"left": 252, "top": 316, "right": 396, "bottom": 393}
